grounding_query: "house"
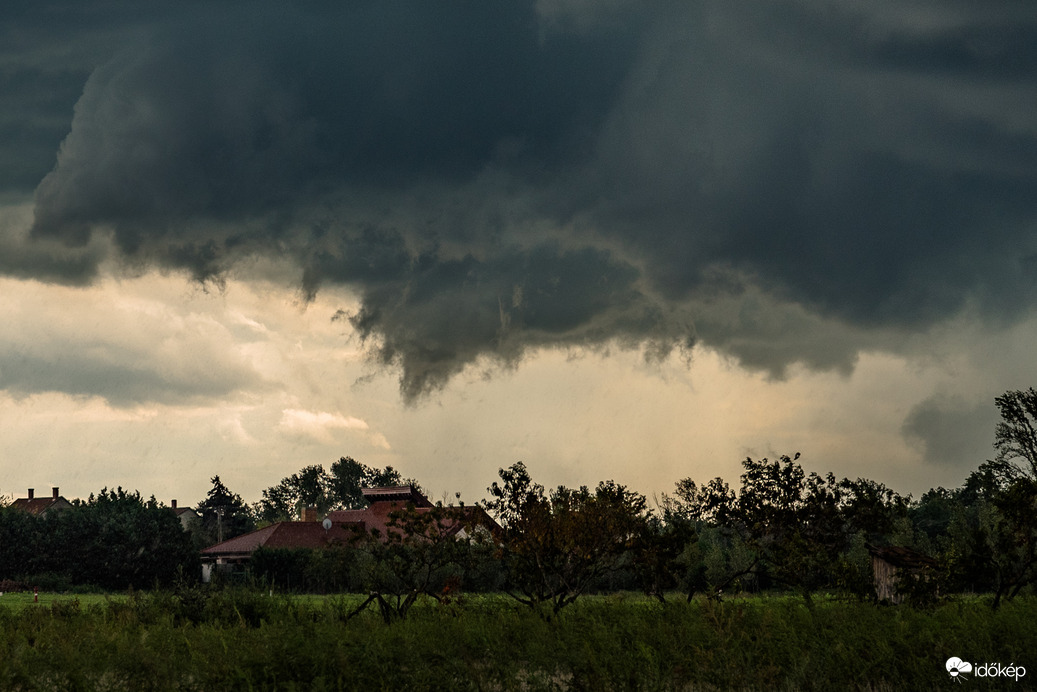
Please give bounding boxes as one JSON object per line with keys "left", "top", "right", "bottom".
{"left": 169, "top": 499, "right": 201, "bottom": 530}
{"left": 200, "top": 518, "right": 362, "bottom": 582}
{"left": 326, "top": 485, "right": 500, "bottom": 541}
{"left": 199, "top": 485, "right": 500, "bottom": 582}
{"left": 10, "top": 488, "right": 72, "bottom": 517}
{"left": 867, "top": 544, "right": 939, "bottom": 604}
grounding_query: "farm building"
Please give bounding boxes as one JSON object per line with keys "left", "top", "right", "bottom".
{"left": 867, "top": 544, "right": 939, "bottom": 604}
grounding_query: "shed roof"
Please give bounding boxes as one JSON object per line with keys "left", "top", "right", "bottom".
{"left": 867, "top": 544, "right": 938, "bottom": 570}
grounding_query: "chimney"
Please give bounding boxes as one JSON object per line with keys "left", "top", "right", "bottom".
{"left": 171, "top": 499, "right": 178, "bottom": 509}
{"left": 301, "top": 507, "right": 318, "bottom": 522}
{"left": 52, "top": 487, "right": 59, "bottom": 500}
{"left": 28, "top": 488, "right": 34, "bottom": 500}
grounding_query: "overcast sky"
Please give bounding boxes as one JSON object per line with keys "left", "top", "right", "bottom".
{"left": 2, "top": 0, "right": 1036, "bottom": 508}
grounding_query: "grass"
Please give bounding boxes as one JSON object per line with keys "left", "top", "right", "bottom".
{"left": 0, "top": 590, "right": 1033, "bottom": 690}
{"left": 0, "top": 590, "right": 124, "bottom": 611}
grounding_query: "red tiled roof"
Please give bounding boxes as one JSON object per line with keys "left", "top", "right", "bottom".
{"left": 10, "top": 497, "right": 71, "bottom": 516}
{"left": 329, "top": 500, "right": 432, "bottom": 539}
{"left": 201, "top": 521, "right": 364, "bottom": 558}
{"left": 328, "top": 501, "right": 500, "bottom": 540}
{"left": 201, "top": 487, "right": 501, "bottom": 560}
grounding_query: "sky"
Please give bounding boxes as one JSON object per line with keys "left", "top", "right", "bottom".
{"left": 2, "top": 0, "right": 1036, "bottom": 509}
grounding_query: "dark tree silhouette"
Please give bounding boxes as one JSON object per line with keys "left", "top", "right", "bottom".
{"left": 197, "top": 476, "right": 255, "bottom": 546}
{"left": 487, "top": 462, "right": 650, "bottom": 616}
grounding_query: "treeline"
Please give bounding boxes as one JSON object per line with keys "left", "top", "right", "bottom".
{"left": 2, "top": 389, "right": 1036, "bottom": 611}
{"left": 186, "top": 458, "right": 411, "bottom": 548}
{"left": 667, "top": 388, "right": 1037, "bottom": 609}
{"left": 0, "top": 488, "right": 197, "bottom": 591}
{"left": 246, "top": 389, "right": 1037, "bottom": 616}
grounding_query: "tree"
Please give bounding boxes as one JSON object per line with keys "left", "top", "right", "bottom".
{"left": 671, "top": 455, "right": 850, "bottom": 603}
{"left": 256, "top": 465, "right": 335, "bottom": 523}
{"left": 329, "top": 457, "right": 409, "bottom": 509}
{"left": 196, "top": 476, "right": 255, "bottom": 546}
{"left": 909, "top": 487, "right": 955, "bottom": 549}
{"left": 42, "top": 488, "right": 198, "bottom": 590}
{"left": 971, "top": 389, "right": 1037, "bottom": 608}
{"left": 0, "top": 506, "right": 45, "bottom": 581}
{"left": 256, "top": 458, "right": 410, "bottom": 523}
{"left": 990, "top": 388, "right": 1037, "bottom": 482}
{"left": 740, "top": 455, "right": 846, "bottom": 600}
{"left": 662, "top": 477, "right": 754, "bottom": 599}
{"left": 839, "top": 477, "right": 909, "bottom": 543}
{"left": 356, "top": 502, "right": 475, "bottom": 623}
{"left": 630, "top": 512, "right": 696, "bottom": 603}
{"left": 487, "top": 462, "right": 650, "bottom": 616}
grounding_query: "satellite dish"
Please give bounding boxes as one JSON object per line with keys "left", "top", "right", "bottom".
{"left": 322, "top": 517, "right": 332, "bottom": 530}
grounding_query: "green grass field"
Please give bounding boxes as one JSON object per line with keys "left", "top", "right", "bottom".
{"left": 0, "top": 590, "right": 124, "bottom": 611}
{"left": 0, "top": 590, "right": 1032, "bottom": 690}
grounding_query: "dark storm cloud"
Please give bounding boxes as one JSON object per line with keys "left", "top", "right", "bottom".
{"left": 9, "top": 0, "right": 1037, "bottom": 399}
{"left": 587, "top": 2, "right": 1037, "bottom": 326}
{"left": 0, "top": 349, "right": 255, "bottom": 407}
{"left": 340, "top": 242, "right": 692, "bottom": 400}
{"left": 30, "top": 0, "right": 632, "bottom": 245}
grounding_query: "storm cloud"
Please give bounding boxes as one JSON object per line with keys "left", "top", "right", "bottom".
{"left": 9, "top": 0, "right": 1037, "bottom": 400}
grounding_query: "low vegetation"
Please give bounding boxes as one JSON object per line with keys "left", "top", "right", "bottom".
{"left": 0, "top": 590, "right": 1033, "bottom": 690}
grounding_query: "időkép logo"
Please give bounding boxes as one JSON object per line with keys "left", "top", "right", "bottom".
{"left": 946, "top": 657, "right": 1026, "bottom": 683}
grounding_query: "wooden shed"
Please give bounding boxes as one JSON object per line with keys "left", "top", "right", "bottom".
{"left": 867, "top": 544, "right": 939, "bottom": 604}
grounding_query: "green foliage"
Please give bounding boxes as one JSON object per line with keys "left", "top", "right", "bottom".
{"left": 255, "top": 457, "right": 409, "bottom": 523}
{"left": 355, "top": 502, "right": 477, "bottom": 622}
{"left": 250, "top": 547, "right": 369, "bottom": 594}
{"left": 991, "top": 387, "right": 1037, "bottom": 482}
{"left": 329, "top": 456, "right": 409, "bottom": 508}
{"left": 629, "top": 513, "right": 694, "bottom": 602}
{"left": 195, "top": 476, "right": 255, "bottom": 546}
{"left": 0, "top": 507, "right": 45, "bottom": 577}
{"left": 488, "top": 462, "right": 651, "bottom": 615}
{"left": 669, "top": 454, "right": 851, "bottom": 602}
{"left": 0, "top": 488, "right": 197, "bottom": 590}
{"left": 839, "top": 477, "right": 909, "bottom": 542}
{"left": 0, "top": 593, "right": 1034, "bottom": 690}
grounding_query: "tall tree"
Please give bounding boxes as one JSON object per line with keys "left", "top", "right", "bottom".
{"left": 256, "top": 465, "right": 336, "bottom": 523}
{"left": 355, "top": 502, "right": 475, "bottom": 623}
{"left": 197, "top": 476, "right": 255, "bottom": 545}
{"left": 256, "top": 458, "right": 410, "bottom": 523}
{"left": 672, "top": 455, "right": 849, "bottom": 603}
{"left": 329, "top": 457, "right": 406, "bottom": 509}
{"left": 990, "top": 388, "right": 1037, "bottom": 482}
{"left": 968, "top": 389, "right": 1037, "bottom": 607}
